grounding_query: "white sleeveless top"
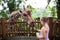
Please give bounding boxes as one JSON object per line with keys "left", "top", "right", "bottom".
{"left": 39, "top": 25, "right": 49, "bottom": 40}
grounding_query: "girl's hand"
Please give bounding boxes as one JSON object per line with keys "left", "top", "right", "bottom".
{"left": 37, "top": 29, "right": 41, "bottom": 32}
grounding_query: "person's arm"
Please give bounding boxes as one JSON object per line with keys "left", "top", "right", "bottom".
{"left": 37, "top": 29, "right": 47, "bottom": 39}
{"left": 37, "top": 29, "right": 41, "bottom": 32}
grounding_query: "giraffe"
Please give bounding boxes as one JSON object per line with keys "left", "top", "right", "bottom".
{"left": 7, "top": 8, "right": 35, "bottom": 33}
{"left": 22, "top": 8, "right": 35, "bottom": 31}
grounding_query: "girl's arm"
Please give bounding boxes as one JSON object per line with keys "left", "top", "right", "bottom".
{"left": 37, "top": 29, "right": 47, "bottom": 39}
{"left": 37, "top": 29, "right": 41, "bottom": 32}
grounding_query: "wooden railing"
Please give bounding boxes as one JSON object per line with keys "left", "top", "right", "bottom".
{"left": 0, "top": 17, "right": 60, "bottom": 40}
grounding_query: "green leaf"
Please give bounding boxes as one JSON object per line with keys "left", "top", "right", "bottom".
{"left": 1, "top": 11, "right": 8, "bottom": 19}
{"left": 27, "top": 5, "right": 35, "bottom": 11}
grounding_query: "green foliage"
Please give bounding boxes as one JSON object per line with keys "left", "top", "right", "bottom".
{"left": 47, "top": 6, "right": 52, "bottom": 10}
{"left": 28, "top": 5, "right": 35, "bottom": 11}
{"left": 47, "top": 5, "right": 57, "bottom": 18}
{"left": 7, "top": 0, "right": 15, "bottom": 13}
{"left": 0, "top": 2, "right": 2, "bottom": 5}
{"left": 0, "top": 0, "right": 22, "bottom": 19}
{"left": 0, "top": 11, "right": 8, "bottom": 19}
{"left": 31, "top": 8, "right": 51, "bottom": 19}
{"left": 0, "top": 0, "right": 57, "bottom": 19}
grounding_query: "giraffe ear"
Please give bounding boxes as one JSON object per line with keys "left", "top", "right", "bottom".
{"left": 20, "top": 10, "right": 22, "bottom": 13}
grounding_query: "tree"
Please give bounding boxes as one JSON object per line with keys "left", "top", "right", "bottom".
{"left": 0, "top": 0, "right": 22, "bottom": 19}
{"left": 57, "top": 0, "right": 60, "bottom": 19}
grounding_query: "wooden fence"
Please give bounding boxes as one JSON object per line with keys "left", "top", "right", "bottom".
{"left": 0, "top": 17, "right": 60, "bottom": 40}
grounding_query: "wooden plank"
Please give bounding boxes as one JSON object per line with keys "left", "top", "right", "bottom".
{"left": 1, "top": 17, "right": 6, "bottom": 40}
{"left": 48, "top": 17, "right": 53, "bottom": 40}
{"left": 58, "top": 21, "right": 60, "bottom": 40}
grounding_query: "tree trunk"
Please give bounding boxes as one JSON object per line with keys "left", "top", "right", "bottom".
{"left": 57, "top": 0, "right": 60, "bottom": 40}
{"left": 57, "top": 0, "right": 60, "bottom": 19}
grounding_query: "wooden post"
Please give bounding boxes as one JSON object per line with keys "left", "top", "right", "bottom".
{"left": 48, "top": 17, "right": 53, "bottom": 40}
{"left": 53, "top": 21, "right": 56, "bottom": 40}
{"left": 1, "top": 17, "right": 6, "bottom": 40}
{"left": 58, "top": 20, "right": 60, "bottom": 40}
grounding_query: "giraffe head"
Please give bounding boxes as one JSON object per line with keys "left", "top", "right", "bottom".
{"left": 22, "top": 8, "right": 34, "bottom": 24}
{"left": 8, "top": 8, "right": 34, "bottom": 24}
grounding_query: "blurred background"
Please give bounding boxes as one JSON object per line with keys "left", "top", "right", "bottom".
{"left": 0, "top": 0, "right": 57, "bottom": 19}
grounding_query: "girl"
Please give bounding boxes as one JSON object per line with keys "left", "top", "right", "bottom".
{"left": 36, "top": 17, "right": 49, "bottom": 40}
